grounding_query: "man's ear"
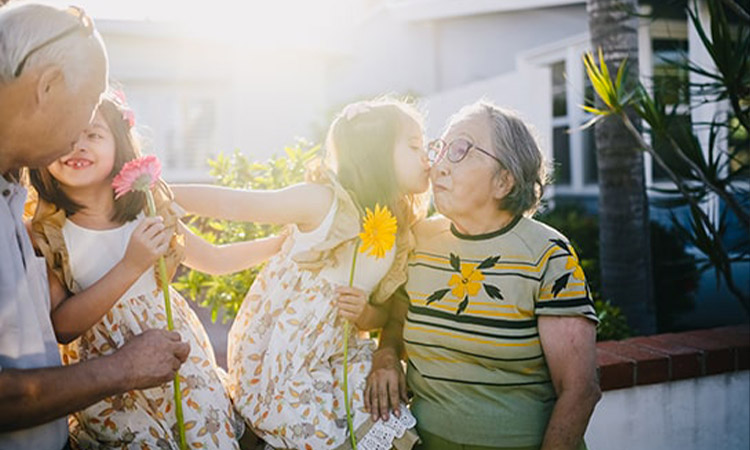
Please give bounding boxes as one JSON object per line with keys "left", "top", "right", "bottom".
{"left": 34, "top": 65, "right": 65, "bottom": 109}
{"left": 493, "top": 169, "right": 515, "bottom": 201}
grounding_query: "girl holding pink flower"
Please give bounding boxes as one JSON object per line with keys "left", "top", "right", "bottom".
{"left": 28, "top": 90, "right": 283, "bottom": 449}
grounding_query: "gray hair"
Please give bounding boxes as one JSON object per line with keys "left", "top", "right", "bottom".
{"left": 0, "top": 3, "right": 106, "bottom": 91}
{"left": 447, "top": 100, "right": 549, "bottom": 216}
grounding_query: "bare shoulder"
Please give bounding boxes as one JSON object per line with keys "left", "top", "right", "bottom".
{"left": 292, "top": 183, "right": 335, "bottom": 231}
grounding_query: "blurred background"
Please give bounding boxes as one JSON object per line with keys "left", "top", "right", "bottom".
{"left": 8, "top": 0, "right": 749, "bottom": 340}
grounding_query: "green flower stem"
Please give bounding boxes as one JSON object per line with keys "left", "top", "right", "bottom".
{"left": 344, "top": 242, "right": 360, "bottom": 450}
{"left": 146, "top": 191, "right": 187, "bottom": 450}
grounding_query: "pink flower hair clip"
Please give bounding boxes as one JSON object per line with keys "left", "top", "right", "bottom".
{"left": 342, "top": 102, "right": 371, "bottom": 121}
{"left": 112, "top": 89, "right": 136, "bottom": 128}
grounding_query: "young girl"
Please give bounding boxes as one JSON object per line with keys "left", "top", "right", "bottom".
{"left": 29, "top": 91, "right": 284, "bottom": 450}
{"left": 172, "top": 99, "right": 431, "bottom": 449}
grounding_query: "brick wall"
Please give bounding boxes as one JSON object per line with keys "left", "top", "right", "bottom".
{"left": 595, "top": 324, "right": 749, "bottom": 390}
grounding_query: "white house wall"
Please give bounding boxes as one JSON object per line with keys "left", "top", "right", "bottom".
{"left": 420, "top": 67, "right": 551, "bottom": 151}
{"left": 327, "top": 4, "right": 588, "bottom": 107}
{"left": 431, "top": 4, "right": 587, "bottom": 91}
{"left": 324, "top": 6, "right": 437, "bottom": 107}
{"left": 101, "top": 26, "right": 332, "bottom": 181}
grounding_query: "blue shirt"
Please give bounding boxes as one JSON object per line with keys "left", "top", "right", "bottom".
{"left": 0, "top": 175, "right": 67, "bottom": 450}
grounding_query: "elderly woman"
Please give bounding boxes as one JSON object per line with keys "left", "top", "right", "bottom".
{"left": 365, "top": 101, "right": 600, "bottom": 450}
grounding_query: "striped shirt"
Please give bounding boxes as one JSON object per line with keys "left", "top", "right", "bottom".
{"left": 402, "top": 215, "right": 598, "bottom": 448}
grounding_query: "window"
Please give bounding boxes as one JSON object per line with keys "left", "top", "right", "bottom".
{"left": 650, "top": 38, "right": 690, "bottom": 182}
{"left": 582, "top": 69, "right": 598, "bottom": 185}
{"left": 551, "top": 61, "right": 571, "bottom": 186}
{"left": 163, "top": 95, "right": 218, "bottom": 173}
{"left": 180, "top": 98, "right": 216, "bottom": 169}
{"left": 583, "top": 126, "right": 598, "bottom": 184}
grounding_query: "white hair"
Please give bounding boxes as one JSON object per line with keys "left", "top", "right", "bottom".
{"left": 0, "top": 3, "right": 106, "bottom": 91}
{"left": 446, "top": 100, "right": 549, "bottom": 216}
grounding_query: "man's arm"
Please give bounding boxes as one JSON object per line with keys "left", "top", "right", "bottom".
{"left": 0, "top": 329, "right": 189, "bottom": 432}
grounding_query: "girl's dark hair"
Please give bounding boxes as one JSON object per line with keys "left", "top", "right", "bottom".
{"left": 29, "top": 92, "right": 145, "bottom": 223}
{"left": 325, "top": 98, "right": 427, "bottom": 225}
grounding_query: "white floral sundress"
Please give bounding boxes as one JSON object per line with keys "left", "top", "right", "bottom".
{"left": 227, "top": 202, "right": 417, "bottom": 450}
{"left": 57, "top": 218, "right": 242, "bottom": 450}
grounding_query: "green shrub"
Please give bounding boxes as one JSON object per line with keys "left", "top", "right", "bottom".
{"left": 593, "top": 299, "right": 631, "bottom": 341}
{"left": 173, "top": 141, "right": 320, "bottom": 322}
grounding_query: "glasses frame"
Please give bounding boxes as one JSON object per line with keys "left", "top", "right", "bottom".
{"left": 428, "top": 138, "right": 504, "bottom": 167}
{"left": 14, "top": 6, "right": 94, "bottom": 78}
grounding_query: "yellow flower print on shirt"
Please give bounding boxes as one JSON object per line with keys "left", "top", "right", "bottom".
{"left": 426, "top": 253, "right": 503, "bottom": 315}
{"left": 564, "top": 246, "right": 585, "bottom": 281}
{"left": 549, "top": 238, "right": 588, "bottom": 298}
{"left": 448, "top": 263, "right": 485, "bottom": 299}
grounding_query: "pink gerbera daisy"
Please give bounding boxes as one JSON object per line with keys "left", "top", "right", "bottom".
{"left": 112, "top": 155, "right": 161, "bottom": 199}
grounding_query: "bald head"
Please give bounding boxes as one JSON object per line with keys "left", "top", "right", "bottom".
{"left": 0, "top": 3, "right": 108, "bottom": 173}
{"left": 0, "top": 3, "right": 108, "bottom": 89}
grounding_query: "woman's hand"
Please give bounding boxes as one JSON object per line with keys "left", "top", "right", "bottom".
{"left": 335, "top": 286, "right": 369, "bottom": 323}
{"left": 122, "top": 217, "right": 171, "bottom": 275}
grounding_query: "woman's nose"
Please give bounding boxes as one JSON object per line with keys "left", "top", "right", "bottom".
{"left": 431, "top": 158, "right": 450, "bottom": 177}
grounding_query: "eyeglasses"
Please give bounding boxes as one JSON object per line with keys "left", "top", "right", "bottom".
{"left": 14, "top": 6, "right": 94, "bottom": 78}
{"left": 428, "top": 138, "right": 504, "bottom": 166}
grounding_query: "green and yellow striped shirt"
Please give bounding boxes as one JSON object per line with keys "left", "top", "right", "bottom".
{"left": 402, "top": 215, "right": 598, "bottom": 448}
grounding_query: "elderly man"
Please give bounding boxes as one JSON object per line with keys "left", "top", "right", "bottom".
{"left": 0, "top": 5, "right": 189, "bottom": 450}
{"left": 365, "top": 101, "right": 601, "bottom": 450}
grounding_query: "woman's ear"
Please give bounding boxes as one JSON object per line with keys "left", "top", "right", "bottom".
{"left": 492, "top": 169, "right": 514, "bottom": 202}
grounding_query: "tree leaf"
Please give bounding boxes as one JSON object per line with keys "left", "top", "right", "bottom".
{"left": 449, "top": 253, "right": 461, "bottom": 272}
{"left": 456, "top": 296, "right": 469, "bottom": 315}
{"left": 426, "top": 288, "right": 450, "bottom": 305}
{"left": 483, "top": 284, "right": 504, "bottom": 301}
{"left": 477, "top": 255, "right": 501, "bottom": 270}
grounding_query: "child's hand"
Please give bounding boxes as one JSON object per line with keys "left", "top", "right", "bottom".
{"left": 122, "top": 217, "right": 171, "bottom": 274}
{"left": 335, "top": 286, "right": 369, "bottom": 323}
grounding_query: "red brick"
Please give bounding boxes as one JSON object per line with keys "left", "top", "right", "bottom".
{"left": 657, "top": 332, "right": 734, "bottom": 375}
{"left": 596, "top": 348, "right": 635, "bottom": 391}
{"left": 598, "top": 341, "right": 670, "bottom": 385}
{"left": 697, "top": 326, "right": 750, "bottom": 370}
{"left": 624, "top": 336, "right": 702, "bottom": 380}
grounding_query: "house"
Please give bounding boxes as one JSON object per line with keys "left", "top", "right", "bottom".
{"left": 62, "top": 1, "right": 742, "bottom": 211}
{"left": 340, "top": 0, "right": 732, "bottom": 214}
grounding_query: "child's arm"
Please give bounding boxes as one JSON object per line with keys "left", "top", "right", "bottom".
{"left": 171, "top": 183, "right": 333, "bottom": 232}
{"left": 180, "top": 222, "right": 286, "bottom": 276}
{"left": 335, "top": 286, "right": 390, "bottom": 331}
{"left": 50, "top": 217, "right": 171, "bottom": 344}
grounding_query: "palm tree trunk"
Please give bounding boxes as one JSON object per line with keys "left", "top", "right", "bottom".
{"left": 587, "top": 0, "right": 656, "bottom": 334}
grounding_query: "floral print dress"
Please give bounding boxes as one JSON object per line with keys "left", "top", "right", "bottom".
{"left": 227, "top": 200, "right": 418, "bottom": 450}
{"left": 54, "top": 218, "right": 242, "bottom": 450}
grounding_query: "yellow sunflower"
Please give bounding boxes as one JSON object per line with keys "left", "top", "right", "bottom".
{"left": 448, "top": 263, "right": 485, "bottom": 299}
{"left": 358, "top": 204, "right": 398, "bottom": 259}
